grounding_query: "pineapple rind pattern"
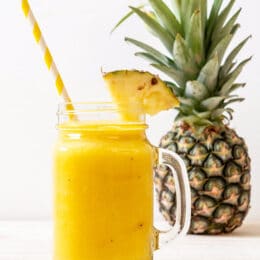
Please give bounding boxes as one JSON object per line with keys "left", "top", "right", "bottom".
{"left": 155, "top": 123, "right": 251, "bottom": 234}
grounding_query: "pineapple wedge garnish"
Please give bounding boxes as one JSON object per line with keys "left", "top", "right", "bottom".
{"left": 103, "top": 70, "right": 179, "bottom": 120}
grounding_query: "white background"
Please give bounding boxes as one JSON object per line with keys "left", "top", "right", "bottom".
{"left": 0, "top": 0, "right": 259, "bottom": 221}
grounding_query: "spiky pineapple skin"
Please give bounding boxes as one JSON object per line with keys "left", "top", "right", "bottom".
{"left": 155, "top": 122, "right": 251, "bottom": 234}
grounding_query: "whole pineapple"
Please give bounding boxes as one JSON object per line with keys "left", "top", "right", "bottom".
{"left": 123, "top": 0, "right": 251, "bottom": 234}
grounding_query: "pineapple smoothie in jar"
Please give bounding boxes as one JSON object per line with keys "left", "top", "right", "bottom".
{"left": 53, "top": 103, "right": 154, "bottom": 260}
{"left": 53, "top": 101, "right": 191, "bottom": 260}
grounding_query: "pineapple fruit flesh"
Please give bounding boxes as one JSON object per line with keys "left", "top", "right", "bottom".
{"left": 121, "top": 0, "right": 251, "bottom": 234}
{"left": 103, "top": 70, "right": 179, "bottom": 120}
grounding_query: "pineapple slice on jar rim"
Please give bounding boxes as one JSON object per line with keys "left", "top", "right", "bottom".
{"left": 103, "top": 70, "right": 179, "bottom": 121}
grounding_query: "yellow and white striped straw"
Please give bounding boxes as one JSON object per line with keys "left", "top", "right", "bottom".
{"left": 21, "top": 0, "right": 76, "bottom": 117}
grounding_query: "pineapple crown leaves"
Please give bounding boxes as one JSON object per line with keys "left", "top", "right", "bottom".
{"left": 113, "top": 0, "right": 251, "bottom": 126}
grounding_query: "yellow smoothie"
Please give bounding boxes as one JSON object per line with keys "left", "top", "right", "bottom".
{"left": 53, "top": 121, "right": 155, "bottom": 260}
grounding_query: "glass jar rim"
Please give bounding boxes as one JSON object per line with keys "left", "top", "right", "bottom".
{"left": 58, "top": 102, "right": 122, "bottom": 113}
{"left": 57, "top": 101, "right": 147, "bottom": 127}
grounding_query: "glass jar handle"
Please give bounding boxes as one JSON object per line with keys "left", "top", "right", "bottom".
{"left": 153, "top": 148, "right": 191, "bottom": 250}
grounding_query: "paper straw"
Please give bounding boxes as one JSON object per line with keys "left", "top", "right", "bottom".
{"left": 21, "top": 0, "right": 76, "bottom": 118}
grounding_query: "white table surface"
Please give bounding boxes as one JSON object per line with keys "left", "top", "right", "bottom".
{"left": 0, "top": 220, "right": 259, "bottom": 260}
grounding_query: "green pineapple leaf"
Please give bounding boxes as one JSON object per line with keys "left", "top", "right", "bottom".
{"left": 180, "top": 0, "right": 193, "bottom": 35}
{"left": 219, "top": 62, "right": 237, "bottom": 86}
{"left": 211, "top": 108, "right": 226, "bottom": 119}
{"left": 110, "top": 4, "right": 146, "bottom": 34}
{"left": 135, "top": 52, "right": 166, "bottom": 65}
{"left": 220, "top": 36, "right": 251, "bottom": 79}
{"left": 170, "top": 0, "right": 181, "bottom": 20}
{"left": 213, "top": 0, "right": 236, "bottom": 35}
{"left": 175, "top": 104, "right": 193, "bottom": 114}
{"left": 192, "top": 110, "right": 212, "bottom": 119}
{"left": 197, "top": 54, "right": 219, "bottom": 92}
{"left": 201, "top": 96, "right": 225, "bottom": 110}
{"left": 187, "top": 9, "right": 204, "bottom": 65}
{"left": 178, "top": 97, "right": 197, "bottom": 106}
{"left": 148, "top": 0, "right": 182, "bottom": 37}
{"left": 129, "top": 6, "right": 174, "bottom": 53}
{"left": 208, "top": 34, "right": 233, "bottom": 63}
{"left": 185, "top": 81, "right": 209, "bottom": 101}
{"left": 229, "top": 83, "right": 246, "bottom": 94}
{"left": 180, "top": 115, "right": 214, "bottom": 125}
{"left": 173, "top": 34, "right": 198, "bottom": 78}
{"left": 175, "top": 107, "right": 199, "bottom": 122}
{"left": 200, "top": 0, "right": 208, "bottom": 34}
{"left": 211, "top": 108, "right": 234, "bottom": 121}
{"left": 223, "top": 97, "right": 245, "bottom": 107}
{"left": 181, "top": 0, "right": 206, "bottom": 37}
{"left": 231, "top": 23, "right": 240, "bottom": 34}
{"left": 219, "top": 57, "right": 252, "bottom": 95}
{"left": 225, "top": 107, "right": 234, "bottom": 120}
{"left": 206, "top": 0, "right": 224, "bottom": 49}
{"left": 125, "top": 37, "right": 176, "bottom": 67}
{"left": 151, "top": 63, "right": 185, "bottom": 86}
{"left": 165, "top": 81, "right": 183, "bottom": 96}
{"left": 212, "top": 8, "right": 241, "bottom": 44}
